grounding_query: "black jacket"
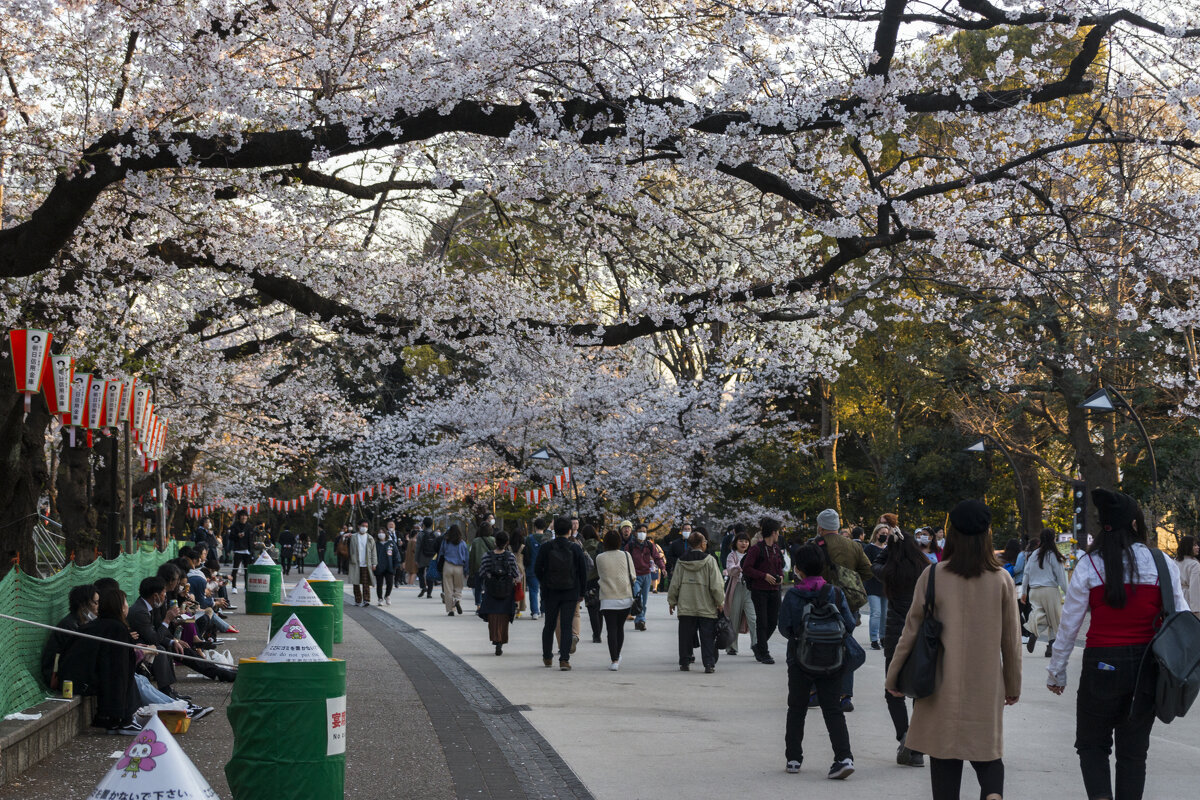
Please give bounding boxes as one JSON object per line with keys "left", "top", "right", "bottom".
{"left": 126, "top": 597, "right": 173, "bottom": 650}
{"left": 533, "top": 536, "right": 589, "bottom": 592}
{"left": 59, "top": 617, "right": 139, "bottom": 726}
{"left": 40, "top": 612, "right": 83, "bottom": 686}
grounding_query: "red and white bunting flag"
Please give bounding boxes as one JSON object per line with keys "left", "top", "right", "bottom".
{"left": 300, "top": 495, "right": 306, "bottom": 509}
{"left": 554, "top": 474, "right": 563, "bottom": 492}
{"left": 508, "top": 485, "right": 517, "bottom": 501}
{"left": 543, "top": 483, "right": 553, "bottom": 501}
{"left": 562, "top": 466, "right": 571, "bottom": 485}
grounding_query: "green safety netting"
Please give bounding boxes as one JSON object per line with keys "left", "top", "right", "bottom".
{"left": 0, "top": 542, "right": 179, "bottom": 718}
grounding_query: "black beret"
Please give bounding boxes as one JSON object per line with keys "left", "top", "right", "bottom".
{"left": 1091, "top": 488, "right": 1138, "bottom": 533}
{"left": 949, "top": 499, "right": 991, "bottom": 536}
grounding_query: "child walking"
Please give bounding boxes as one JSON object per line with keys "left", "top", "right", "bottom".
{"left": 778, "top": 543, "right": 856, "bottom": 780}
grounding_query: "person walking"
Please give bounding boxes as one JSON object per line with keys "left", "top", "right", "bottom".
{"left": 1021, "top": 528, "right": 1068, "bottom": 657}
{"left": 534, "top": 517, "right": 589, "bottom": 670}
{"left": 596, "top": 530, "right": 635, "bottom": 670}
{"left": 667, "top": 532, "right": 725, "bottom": 673}
{"left": 524, "top": 518, "right": 546, "bottom": 620}
{"left": 624, "top": 523, "right": 665, "bottom": 631}
{"left": 873, "top": 525, "right": 930, "bottom": 767}
{"left": 722, "top": 531, "right": 758, "bottom": 656}
{"left": 348, "top": 521, "right": 377, "bottom": 607}
{"left": 279, "top": 526, "right": 296, "bottom": 575}
{"left": 315, "top": 526, "right": 328, "bottom": 567}
{"left": 813, "top": 508, "right": 873, "bottom": 710}
{"left": 227, "top": 510, "right": 252, "bottom": 590}
{"left": 477, "top": 530, "right": 520, "bottom": 654}
{"left": 415, "top": 518, "right": 440, "bottom": 598}
{"left": 374, "top": 527, "right": 400, "bottom": 606}
{"left": 1047, "top": 489, "right": 1190, "bottom": 800}
{"left": 1176, "top": 534, "right": 1200, "bottom": 618}
{"left": 581, "top": 525, "right": 603, "bottom": 642}
{"left": 742, "top": 517, "right": 785, "bottom": 664}
{"left": 885, "top": 500, "right": 1022, "bottom": 800}
{"left": 335, "top": 524, "right": 352, "bottom": 575}
{"left": 863, "top": 524, "right": 890, "bottom": 650}
{"left": 778, "top": 543, "right": 857, "bottom": 779}
{"left": 468, "top": 523, "right": 497, "bottom": 607}
{"left": 403, "top": 526, "right": 419, "bottom": 587}
{"left": 440, "top": 525, "right": 469, "bottom": 615}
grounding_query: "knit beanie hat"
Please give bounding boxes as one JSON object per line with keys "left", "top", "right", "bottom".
{"left": 816, "top": 508, "right": 840, "bottom": 532}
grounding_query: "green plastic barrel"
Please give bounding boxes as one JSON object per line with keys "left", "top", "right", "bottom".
{"left": 225, "top": 658, "right": 346, "bottom": 800}
{"left": 269, "top": 604, "right": 335, "bottom": 657}
{"left": 244, "top": 564, "right": 282, "bottom": 614}
{"left": 307, "top": 580, "right": 344, "bottom": 643}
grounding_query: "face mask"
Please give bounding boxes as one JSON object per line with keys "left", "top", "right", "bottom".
{"left": 916, "top": 535, "right": 930, "bottom": 546}
{"left": 681, "top": 529, "right": 691, "bottom": 537}
{"left": 377, "top": 534, "right": 386, "bottom": 541}
{"left": 637, "top": 531, "right": 647, "bottom": 541}
{"left": 487, "top": 518, "right": 495, "bottom": 526}
{"left": 83, "top": 610, "right": 97, "bottom": 622}
{"left": 359, "top": 527, "right": 368, "bottom": 534}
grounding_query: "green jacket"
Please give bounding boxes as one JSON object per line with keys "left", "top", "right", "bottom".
{"left": 667, "top": 552, "right": 725, "bottom": 618}
{"left": 469, "top": 536, "right": 495, "bottom": 576}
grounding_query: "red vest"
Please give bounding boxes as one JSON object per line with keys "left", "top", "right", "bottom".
{"left": 1086, "top": 583, "right": 1163, "bottom": 647}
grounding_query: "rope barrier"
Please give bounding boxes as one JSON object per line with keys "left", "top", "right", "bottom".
{"left": 0, "top": 611, "right": 239, "bottom": 671}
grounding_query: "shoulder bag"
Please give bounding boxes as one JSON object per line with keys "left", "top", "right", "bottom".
{"left": 627, "top": 554, "right": 643, "bottom": 618}
{"left": 1142, "top": 550, "right": 1200, "bottom": 723}
{"left": 895, "top": 564, "right": 941, "bottom": 699}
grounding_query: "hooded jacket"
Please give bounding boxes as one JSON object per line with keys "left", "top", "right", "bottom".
{"left": 666, "top": 550, "right": 725, "bottom": 618}
{"left": 778, "top": 576, "right": 857, "bottom": 667}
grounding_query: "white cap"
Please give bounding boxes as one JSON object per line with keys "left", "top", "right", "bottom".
{"left": 284, "top": 580, "right": 324, "bottom": 606}
{"left": 259, "top": 614, "right": 327, "bottom": 662}
{"left": 308, "top": 562, "right": 335, "bottom": 581}
{"left": 87, "top": 713, "right": 216, "bottom": 799}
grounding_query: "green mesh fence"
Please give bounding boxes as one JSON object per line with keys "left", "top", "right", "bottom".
{"left": 0, "top": 542, "right": 179, "bottom": 718}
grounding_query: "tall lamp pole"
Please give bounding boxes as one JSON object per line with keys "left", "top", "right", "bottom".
{"left": 1079, "top": 387, "right": 1159, "bottom": 535}
{"left": 965, "top": 436, "right": 1029, "bottom": 535}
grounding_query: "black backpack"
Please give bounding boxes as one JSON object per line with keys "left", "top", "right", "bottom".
{"left": 1143, "top": 550, "right": 1200, "bottom": 723}
{"left": 420, "top": 531, "right": 440, "bottom": 558}
{"left": 483, "top": 556, "right": 514, "bottom": 600}
{"left": 543, "top": 540, "right": 576, "bottom": 590}
{"left": 794, "top": 585, "right": 847, "bottom": 676}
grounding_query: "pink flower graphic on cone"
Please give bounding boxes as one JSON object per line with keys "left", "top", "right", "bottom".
{"left": 116, "top": 729, "right": 169, "bottom": 775}
{"left": 282, "top": 619, "right": 307, "bottom": 639}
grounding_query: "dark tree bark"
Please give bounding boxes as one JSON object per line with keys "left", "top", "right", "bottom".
{"left": 57, "top": 430, "right": 100, "bottom": 565}
{"left": 0, "top": 376, "right": 51, "bottom": 578}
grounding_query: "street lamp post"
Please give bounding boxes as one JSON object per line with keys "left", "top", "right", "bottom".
{"left": 1078, "top": 387, "right": 1159, "bottom": 533}
{"left": 531, "top": 444, "right": 579, "bottom": 512}
{"left": 965, "top": 436, "right": 1030, "bottom": 536}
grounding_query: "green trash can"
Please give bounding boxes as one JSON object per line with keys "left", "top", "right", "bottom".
{"left": 269, "top": 604, "right": 335, "bottom": 657}
{"left": 307, "top": 580, "right": 344, "bottom": 643}
{"left": 245, "top": 563, "right": 282, "bottom": 615}
{"left": 225, "top": 658, "right": 346, "bottom": 800}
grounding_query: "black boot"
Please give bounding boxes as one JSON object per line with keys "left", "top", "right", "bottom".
{"left": 1045, "top": 639, "right": 1054, "bottom": 657}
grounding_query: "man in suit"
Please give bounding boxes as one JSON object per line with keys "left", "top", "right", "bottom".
{"left": 128, "top": 576, "right": 184, "bottom": 695}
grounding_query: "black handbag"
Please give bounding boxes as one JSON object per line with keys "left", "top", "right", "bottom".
{"left": 627, "top": 557, "right": 643, "bottom": 618}
{"left": 896, "top": 563, "right": 942, "bottom": 699}
{"left": 715, "top": 612, "right": 735, "bottom": 650}
{"left": 1142, "top": 549, "right": 1200, "bottom": 723}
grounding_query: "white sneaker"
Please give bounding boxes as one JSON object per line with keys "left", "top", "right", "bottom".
{"left": 786, "top": 760, "right": 801, "bottom": 774}
{"left": 376, "top": 600, "right": 382, "bottom": 606}
{"left": 230, "top": 587, "right": 239, "bottom": 594}
{"left": 827, "top": 758, "right": 855, "bottom": 780}
{"left": 609, "top": 662, "right": 619, "bottom": 671}
{"left": 385, "top": 597, "right": 391, "bottom": 605}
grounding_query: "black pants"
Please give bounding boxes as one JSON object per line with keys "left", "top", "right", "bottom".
{"left": 883, "top": 641, "right": 911, "bottom": 742}
{"left": 376, "top": 572, "right": 394, "bottom": 599}
{"left": 751, "top": 588, "right": 782, "bottom": 655}
{"left": 929, "top": 757, "right": 1004, "bottom": 800}
{"left": 281, "top": 546, "right": 294, "bottom": 574}
{"left": 586, "top": 600, "right": 603, "bottom": 641}
{"left": 149, "top": 648, "right": 177, "bottom": 690}
{"left": 602, "top": 609, "right": 628, "bottom": 662}
{"left": 1076, "top": 645, "right": 1156, "bottom": 800}
{"left": 337, "top": 554, "right": 350, "bottom": 574}
{"left": 541, "top": 589, "right": 579, "bottom": 662}
{"left": 417, "top": 566, "right": 429, "bottom": 594}
{"left": 786, "top": 664, "right": 851, "bottom": 763}
{"left": 231, "top": 552, "right": 251, "bottom": 587}
{"left": 678, "top": 615, "right": 718, "bottom": 669}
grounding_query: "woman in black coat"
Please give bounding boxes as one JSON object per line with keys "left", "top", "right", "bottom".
{"left": 873, "top": 527, "right": 932, "bottom": 766}
{"left": 61, "top": 586, "right": 143, "bottom": 735}
{"left": 476, "top": 531, "right": 521, "bottom": 655}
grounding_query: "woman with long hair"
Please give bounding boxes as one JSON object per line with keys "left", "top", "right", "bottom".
{"left": 439, "top": 524, "right": 469, "bottom": 615}
{"left": 1000, "top": 538, "right": 1022, "bottom": 577}
{"left": 1021, "top": 528, "right": 1068, "bottom": 656}
{"left": 596, "top": 529, "right": 636, "bottom": 670}
{"left": 886, "top": 500, "right": 1022, "bottom": 800}
{"left": 1176, "top": 535, "right": 1200, "bottom": 618}
{"left": 62, "top": 587, "right": 144, "bottom": 735}
{"left": 1048, "top": 489, "right": 1189, "bottom": 800}
{"left": 476, "top": 530, "right": 520, "bottom": 654}
{"left": 722, "top": 531, "right": 758, "bottom": 656}
{"left": 874, "top": 525, "right": 931, "bottom": 767}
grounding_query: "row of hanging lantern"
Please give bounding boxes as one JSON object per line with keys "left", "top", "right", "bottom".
{"left": 8, "top": 328, "right": 167, "bottom": 471}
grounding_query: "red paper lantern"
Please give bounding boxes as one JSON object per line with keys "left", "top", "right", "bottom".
{"left": 7, "top": 329, "right": 52, "bottom": 415}
{"left": 103, "top": 379, "right": 123, "bottom": 429}
{"left": 42, "top": 354, "right": 74, "bottom": 418}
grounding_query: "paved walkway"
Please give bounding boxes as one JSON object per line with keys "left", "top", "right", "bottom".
{"left": 366, "top": 580, "right": 1200, "bottom": 799}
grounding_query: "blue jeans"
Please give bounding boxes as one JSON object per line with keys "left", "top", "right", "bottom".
{"left": 134, "top": 673, "right": 174, "bottom": 706}
{"left": 867, "top": 594, "right": 888, "bottom": 642}
{"left": 634, "top": 574, "right": 651, "bottom": 623}
{"left": 527, "top": 575, "right": 540, "bottom": 615}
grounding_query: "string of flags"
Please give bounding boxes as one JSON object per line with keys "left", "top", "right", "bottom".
{"left": 181, "top": 466, "right": 576, "bottom": 519}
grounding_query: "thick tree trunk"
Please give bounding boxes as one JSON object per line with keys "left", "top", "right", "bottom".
{"left": 57, "top": 430, "right": 101, "bottom": 565}
{"left": 818, "top": 379, "right": 842, "bottom": 516}
{"left": 0, "top": 381, "right": 51, "bottom": 578}
{"left": 1010, "top": 415, "right": 1045, "bottom": 539}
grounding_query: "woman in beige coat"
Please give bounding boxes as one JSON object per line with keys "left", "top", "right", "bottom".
{"left": 885, "top": 500, "right": 1022, "bottom": 800}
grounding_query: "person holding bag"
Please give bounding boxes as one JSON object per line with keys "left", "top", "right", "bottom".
{"left": 667, "top": 532, "right": 725, "bottom": 673}
{"left": 1047, "top": 489, "right": 1190, "bottom": 800}
{"left": 885, "top": 500, "right": 1022, "bottom": 800}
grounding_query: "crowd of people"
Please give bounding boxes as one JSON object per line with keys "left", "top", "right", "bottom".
{"left": 40, "top": 544, "right": 241, "bottom": 737}
{"left": 306, "top": 491, "right": 1194, "bottom": 800}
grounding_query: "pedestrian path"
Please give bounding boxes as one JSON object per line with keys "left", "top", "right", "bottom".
{"left": 367, "top": 582, "right": 1200, "bottom": 800}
